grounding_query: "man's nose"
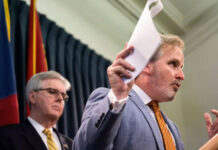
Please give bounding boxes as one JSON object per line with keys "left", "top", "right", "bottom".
{"left": 56, "top": 93, "right": 64, "bottom": 101}
{"left": 176, "top": 69, "right": 184, "bottom": 80}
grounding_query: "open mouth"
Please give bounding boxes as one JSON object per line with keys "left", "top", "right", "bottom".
{"left": 172, "top": 82, "right": 180, "bottom": 91}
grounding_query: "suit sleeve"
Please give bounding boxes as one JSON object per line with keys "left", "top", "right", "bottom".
{"left": 0, "top": 127, "right": 11, "bottom": 150}
{"left": 0, "top": 125, "right": 19, "bottom": 150}
{"left": 72, "top": 87, "right": 124, "bottom": 150}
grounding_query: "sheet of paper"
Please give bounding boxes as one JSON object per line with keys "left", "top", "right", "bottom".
{"left": 124, "top": 0, "right": 163, "bottom": 83}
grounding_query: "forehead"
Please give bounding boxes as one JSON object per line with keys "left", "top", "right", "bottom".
{"left": 159, "top": 45, "right": 184, "bottom": 63}
{"left": 40, "top": 78, "right": 65, "bottom": 89}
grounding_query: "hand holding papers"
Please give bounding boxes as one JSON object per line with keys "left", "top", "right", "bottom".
{"left": 124, "top": 0, "right": 163, "bottom": 83}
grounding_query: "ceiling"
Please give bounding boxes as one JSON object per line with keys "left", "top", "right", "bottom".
{"left": 108, "top": 0, "right": 218, "bottom": 35}
{"left": 23, "top": 0, "right": 218, "bottom": 58}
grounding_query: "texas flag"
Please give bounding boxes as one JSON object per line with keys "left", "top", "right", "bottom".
{"left": 25, "top": 0, "right": 48, "bottom": 116}
{"left": 0, "top": 0, "right": 19, "bottom": 126}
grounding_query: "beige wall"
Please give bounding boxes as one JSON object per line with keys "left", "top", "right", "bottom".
{"left": 161, "top": 8, "right": 218, "bottom": 148}
{"left": 183, "top": 33, "right": 218, "bottom": 149}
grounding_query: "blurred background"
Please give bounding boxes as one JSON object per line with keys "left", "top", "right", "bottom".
{"left": 20, "top": 0, "right": 218, "bottom": 149}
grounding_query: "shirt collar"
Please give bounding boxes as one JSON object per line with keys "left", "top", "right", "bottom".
{"left": 28, "top": 117, "right": 53, "bottom": 134}
{"left": 132, "top": 84, "right": 151, "bottom": 105}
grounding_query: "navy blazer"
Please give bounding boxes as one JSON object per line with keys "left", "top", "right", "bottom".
{"left": 73, "top": 87, "right": 184, "bottom": 150}
{"left": 0, "top": 119, "right": 72, "bottom": 150}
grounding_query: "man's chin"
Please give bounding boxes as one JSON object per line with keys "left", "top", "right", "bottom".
{"left": 155, "top": 91, "right": 176, "bottom": 102}
{"left": 48, "top": 113, "right": 61, "bottom": 121}
{"left": 165, "top": 93, "right": 176, "bottom": 101}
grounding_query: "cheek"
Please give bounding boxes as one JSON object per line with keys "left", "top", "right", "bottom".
{"left": 57, "top": 103, "right": 65, "bottom": 113}
{"left": 60, "top": 104, "right": 65, "bottom": 111}
{"left": 160, "top": 67, "right": 174, "bottom": 78}
{"left": 43, "top": 102, "right": 52, "bottom": 111}
{"left": 36, "top": 97, "right": 46, "bottom": 107}
{"left": 41, "top": 99, "right": 55, "bottom": 112}
{"left": 155, "top": 70, "right": 173, "bottom": 86}
{"left": 155, "top": 68, "right": 167, "bottom": 79}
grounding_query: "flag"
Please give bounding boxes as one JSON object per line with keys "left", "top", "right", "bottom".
{"left": 27, "top": 0, "right": 47, "bottom": 81}
{"left": 26, "top": 0, "right": 48, "bottom": 115}
{"left": 0, "top": 0, "right": 19, "bottom": 126}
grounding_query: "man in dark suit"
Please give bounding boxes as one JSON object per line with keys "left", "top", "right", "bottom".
{"left": 0, "top": 71, "right": 72, "bottom": 150}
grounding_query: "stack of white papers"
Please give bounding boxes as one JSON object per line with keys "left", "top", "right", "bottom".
{"left": 124, "top": 0, "right": 163, "bottom": 83}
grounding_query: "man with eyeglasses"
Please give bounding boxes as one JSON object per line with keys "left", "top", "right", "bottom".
{"left": 0, "top": 71, "right": 72, "bottom": 150}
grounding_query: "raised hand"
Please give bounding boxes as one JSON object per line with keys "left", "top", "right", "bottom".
{"left": 107, "top": 46, "right": 135, "bottom": 100}
{"left": 204, "top": 109, "right": 218, "bottom": 139}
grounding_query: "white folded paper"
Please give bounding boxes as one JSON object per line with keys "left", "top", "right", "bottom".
{"left": 124, "top": 0, "right": 163, "bottom": 83}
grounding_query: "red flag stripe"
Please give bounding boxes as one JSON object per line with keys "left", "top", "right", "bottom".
{"left": 0, "top": 95, "right": 19, "bottom": 126}
{"left": 26, "top": 0, "right": 48, "bottom": 116}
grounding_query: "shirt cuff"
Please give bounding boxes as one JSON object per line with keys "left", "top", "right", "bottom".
{"left": 108, "top": 89, "right": 128, "bottom": 114}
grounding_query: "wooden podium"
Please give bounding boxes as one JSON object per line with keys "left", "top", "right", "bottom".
{"left": 199, "top": 134, "right": 218, "bottom": 150}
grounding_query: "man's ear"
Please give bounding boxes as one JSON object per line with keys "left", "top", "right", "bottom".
{"left": 29, "top": 91, "right": 36, "bottom": 104}
{"left": 142, "top": 63, "right": 153, "bottom": 75}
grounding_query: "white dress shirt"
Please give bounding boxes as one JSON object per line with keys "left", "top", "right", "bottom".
{"left": 108, "top": 84, "right": 153, "bottom": 114}
{"left": 28, "top": 117, "right": 62, "bottom": 150}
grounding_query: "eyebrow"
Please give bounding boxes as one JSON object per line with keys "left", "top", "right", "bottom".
{"left": 169, "top": 58, "right": 184, "bottom": 69}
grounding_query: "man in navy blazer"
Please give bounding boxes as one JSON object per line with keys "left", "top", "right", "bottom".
{"left": 0, "top": 119, "right": 72, "bottom": 150}
{"left": 0, "top": 71, "right": 72, "bottom": 150}
{"left": 73, "top": 34, "right": 218, "bottom": 150}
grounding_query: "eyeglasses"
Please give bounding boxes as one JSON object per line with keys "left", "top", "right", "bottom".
{"left": 33, "top": 88, "right": 69, "bottom": 102}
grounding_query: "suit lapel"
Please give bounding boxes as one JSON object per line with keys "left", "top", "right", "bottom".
{"left": 53, "top": 128, "right": 71, "bottom": 150}
{"left": 129, "top": 90, "right": 165, "bottom": 150}
{"left": 53, "top": 128, "right": 65, "bottom": 150}
{"left": 21, "top": 120, "right": 47, "bottom": 150}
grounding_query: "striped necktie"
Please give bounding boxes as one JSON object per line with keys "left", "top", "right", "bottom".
{"left": 43, "top": 129, "right": 58, "bottom": 150}
{"left": 148, "top": 101, "right": 176, "bottom": 150}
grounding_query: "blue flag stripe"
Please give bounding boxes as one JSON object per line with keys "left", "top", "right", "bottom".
{"left": 0, "top": 0, "right": 17, "bottom": 100}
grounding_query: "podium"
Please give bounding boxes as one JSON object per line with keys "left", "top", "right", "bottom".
{"left": 199, "top": 134, "right": 218, "bottom": 150}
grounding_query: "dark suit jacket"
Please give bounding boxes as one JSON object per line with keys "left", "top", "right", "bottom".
{"left": 0, "top": 120, "right": 72, "bottom": 150}
{"left": 73, "top": 87, "right": 184, "bottom": 150}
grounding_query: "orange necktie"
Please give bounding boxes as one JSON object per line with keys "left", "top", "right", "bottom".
{"left": 148, "top": 101, "right": 176, "bottom": 150}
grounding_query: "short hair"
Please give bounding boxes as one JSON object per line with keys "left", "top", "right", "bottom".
{"left": 150, "top": 34, "right": 185, "bottom": 62}
{"left": 26, "top": 70, "right": 71, "bottom": 102}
